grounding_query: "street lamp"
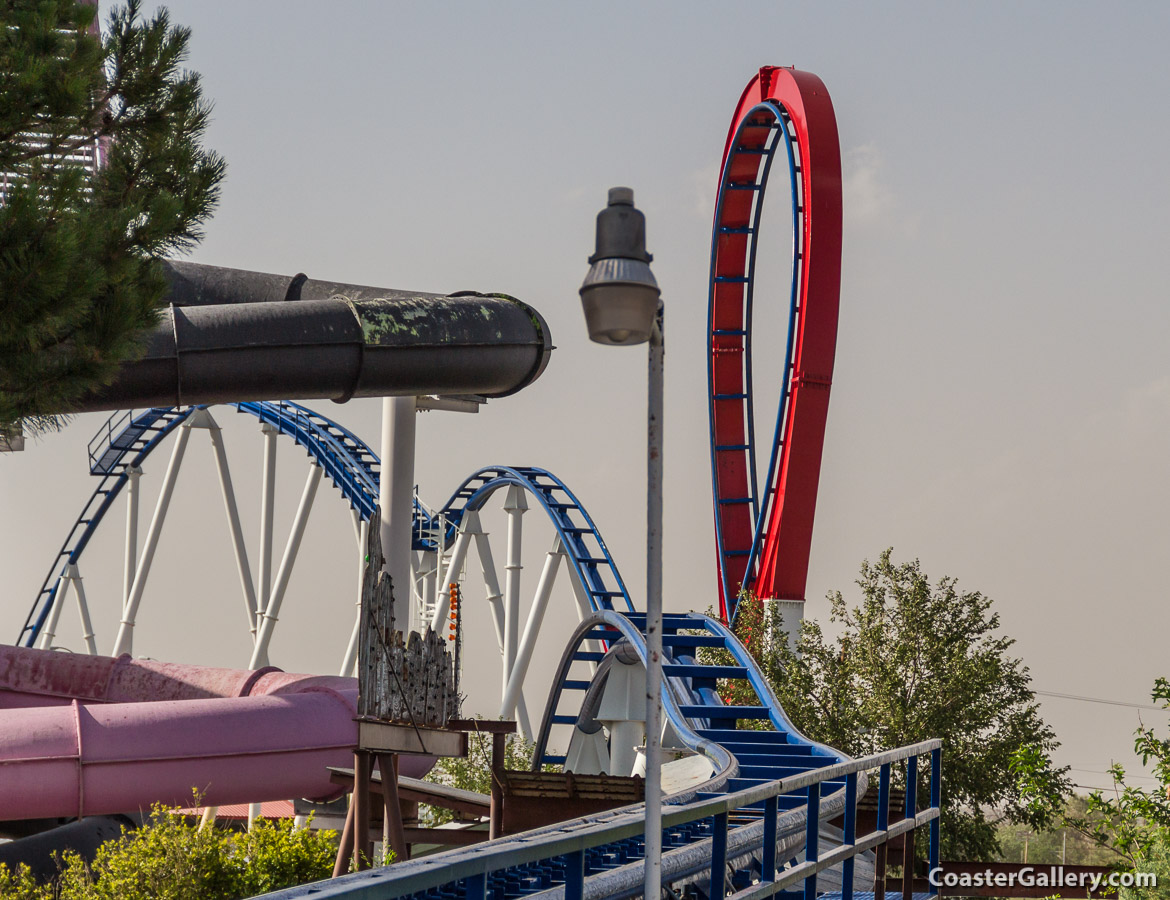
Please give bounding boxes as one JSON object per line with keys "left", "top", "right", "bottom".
{"left": 580, "top": 186, "right": 665, "bottom": 898}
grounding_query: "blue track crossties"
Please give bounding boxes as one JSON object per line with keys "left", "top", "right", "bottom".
{"left": 708, "top": 101, "right": 804, "bottom": 622}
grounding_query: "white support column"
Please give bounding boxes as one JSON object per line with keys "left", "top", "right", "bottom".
{"left": 429, "top": 513, "right": 477, "bottom": 631}
{"left": 122, "top": 465, "right": 142, "bottom": 612}
{"left": 38, "top": 574, "right": 70, "bottom": 650}
{"left": 250, "top": 463, "right": 323, "bottom": 669}
{"left": 339, "top": 517, "right": 369, "bottom": 677}
{"left": 502, "top": 485, "right": 527, "bottom": 697}
{"left": 207, "top": 419, "right": 260, "bottom": 639}
{"left": 257, "top": 423, "right": 279, "bottom": 633}
{"left": 500, "top": 535, "right": 565, "bottom": 730}
{"left": 473, "top": 526, "right": 506, "bottom": 652}
{"left": 471, "top": 530, "right": 531, "bottom": 735}
{"left": 420, "top": 549, "right": 438, "bottom": 631}
{"left": 70, "top": 565, "right": 97, "bottom": 655}
{"left": 379, "top": 396, "right": 416, "bottom": 629}
{"left": 113, "top": 424, "right": 193, "bottom": 657}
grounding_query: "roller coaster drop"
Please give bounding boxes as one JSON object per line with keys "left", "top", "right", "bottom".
{"left": 7, "top": 68, "right": 941, "bottom": 900}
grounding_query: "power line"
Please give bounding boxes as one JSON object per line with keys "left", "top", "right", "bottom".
{"left": 1035, "top": 689, "right": 1164, "bottom": 712}
{"left": 1071, "top": 767, "right": 1155, "bottom": 777}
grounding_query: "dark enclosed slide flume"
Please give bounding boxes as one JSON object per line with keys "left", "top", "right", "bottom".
{"left": 75, "top": 259, "right": 553, "bottom": 413}
{"left": 0, "top": 260, "right": 553, "bottom": 820}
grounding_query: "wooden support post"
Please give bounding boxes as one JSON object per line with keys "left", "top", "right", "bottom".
{"left": 490, "top": 729, "right": 506, "bottom": 839}
{"left": 377, "top": 752, "right": 408, "bottom": 863}
{"left": 353, "top": 751, "right": 373, "bottom": 870}
{"left": 332, "top": 796, "right": 356, "bottom": 878}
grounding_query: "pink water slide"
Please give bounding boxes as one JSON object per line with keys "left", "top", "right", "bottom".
{"left": 0, "top": 644, "right": 427, "bottom": 821}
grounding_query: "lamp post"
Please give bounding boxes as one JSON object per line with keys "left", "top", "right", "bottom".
{"left": 579, "top": 186, "right": 663, "bottom": 899}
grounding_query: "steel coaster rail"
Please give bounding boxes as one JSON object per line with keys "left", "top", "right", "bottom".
{"left": 523, "top": 608, "right": 855, "bottom": 898}
{"left": 21, "top": 414, "right": 634, "bottom": 651}
{"left": 19, "top": 400, "right": 411, "bottom": 648}
{"left": 708, "top": 67, "right": 843, "bottom": 622}
{"left": 19, "top": 406, "right": 200, "bottom": 646}
{"left": 259, "top": 741, "right": 941, "bottom": 900}
{"left": 435, "top": 465, "right": 636, "bottom": 616}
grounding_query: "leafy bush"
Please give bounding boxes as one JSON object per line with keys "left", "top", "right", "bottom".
{"left": 0, "top": 802, "right": 337, "bottom": 899}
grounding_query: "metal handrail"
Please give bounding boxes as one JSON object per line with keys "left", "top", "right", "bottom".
{"left": 259, "top": 739, "right": 942, "bottom": 900}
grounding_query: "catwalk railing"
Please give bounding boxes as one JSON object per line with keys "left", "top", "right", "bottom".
{"left": 262, "top": 740, "right": 941, "bottom": 900}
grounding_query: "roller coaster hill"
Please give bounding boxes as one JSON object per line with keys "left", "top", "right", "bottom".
{"left": 1, "top": 68, "right": 942, "bottom": 900}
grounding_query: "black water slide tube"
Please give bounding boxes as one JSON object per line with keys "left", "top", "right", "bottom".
{"left": 74, "top": 260, "right": 553, "bottom": 413}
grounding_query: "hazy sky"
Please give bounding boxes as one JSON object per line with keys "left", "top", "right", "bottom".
{"left": 2, "top": 1, "right": 1167, "bottom": 791}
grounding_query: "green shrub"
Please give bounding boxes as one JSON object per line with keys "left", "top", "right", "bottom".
{"left": 0, "top": 802, "right": 338, "bottom": 899}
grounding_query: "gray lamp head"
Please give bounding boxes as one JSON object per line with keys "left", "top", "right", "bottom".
{"left": 579, "top": 187, "right": 660, "bottom": 345}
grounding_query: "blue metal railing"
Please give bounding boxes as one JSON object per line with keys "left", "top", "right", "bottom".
{"left": 260, "top": 740, "right": 941, "bottom": 900}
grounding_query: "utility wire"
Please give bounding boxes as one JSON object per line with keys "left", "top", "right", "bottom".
{"left": 1035, "top": 689, "right": 1164, "bottom": 712}
{"left": 1069, "top": 766, "right": 1157, "bottom": 782}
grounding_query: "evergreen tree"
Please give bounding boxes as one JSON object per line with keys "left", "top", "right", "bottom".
{"left": 0, "top": 0, "right": 223, "bottom": 434}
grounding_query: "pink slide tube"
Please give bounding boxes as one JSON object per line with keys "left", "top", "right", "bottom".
{"left": 0, "top": 645, "right": 430, "bottom": 821}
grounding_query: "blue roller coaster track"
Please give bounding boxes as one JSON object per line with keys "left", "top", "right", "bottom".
{"left": 22, "top": 400, "right": 940, "bottom": 900}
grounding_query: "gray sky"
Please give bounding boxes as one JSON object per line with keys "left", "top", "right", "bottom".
{"left": 2, "top": 1, "right": 1168, "bottom": 790}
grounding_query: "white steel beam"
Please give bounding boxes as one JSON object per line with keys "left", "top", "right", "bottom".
{"left": 70, "top": 565, "right": 97, "bottom": 655}
{"left": 339, "top": 517, "right": 368, "bottom": 677}
{"left": 502, "top": 485, "right": 528, "bottom": 696}
{"left": 250, "top": 462, "right": 323, "bottom": 668}
{"left": 257, "top": 423, "right": 278, "bottom": 633}
{"left": 500, "top": 535, "right": 565, "bottom": 729}
{"left": 379, "top": 396, "right": 416, "bottom": 629}
{"left": 429, "top": 512, "right": 477, "bottom": 632}
{"left": 473, "top": 526, "right": 506, "bottom": 652}
{"left": 113, "top": 424, "right": 193, "bottom": 657}
{"left": 207, "top": 422, "right": 260, "bottom": 639}
{"left": 122, "top": 465, "right": 141, "bottom": 613}
{"left": 38, "top": 574, "right": 69, "bottom": 650}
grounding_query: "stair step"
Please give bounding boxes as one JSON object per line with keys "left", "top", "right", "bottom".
{"left": 738, "top": 765, "right": 836, "bottom": 780}
{"left": 694, "top": 792, "right": 805, "bottom": 811}
{"left": 678, "top": 705, "right": 770, "bottom": 720}
{"left": 731, "top": 753, "right": 833, "bottom": 769}
{"left": 661, "top": 634, "right": 725, "bottom": 649}
{"left": 697, "top": 729, "right": 795, "bottom": 745}
{"left": 662, "top": 664, "right": 749, "bottom": 680}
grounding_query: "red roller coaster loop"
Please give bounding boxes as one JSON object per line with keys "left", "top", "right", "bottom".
{"left": 707, "top": 66, "right": 842, "bottom": 621}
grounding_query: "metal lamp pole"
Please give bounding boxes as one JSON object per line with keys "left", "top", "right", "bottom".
{"left": 579, "top": 187, "right": 663, "bottom": 899}
{"left": 644, "top": 302, "right": 664, "bottom": 898}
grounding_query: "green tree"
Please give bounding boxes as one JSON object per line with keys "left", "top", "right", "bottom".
{"left": 720, "top": 549, "right": 1070, "bottom": 861}
{"left": 0, "top": 0, "right": 223, "bottom": 434}
{"left": 0, "top": 801, "right": 338, "bottom": 899}
{"left": 1014, "top": 678, "right": 1170, "bottom": 876}
{"left": 422, "top": 727, "right": 542, "bottom": 826}
{"left": 994, "top": 794, "right": 1120, "bottom": 866}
